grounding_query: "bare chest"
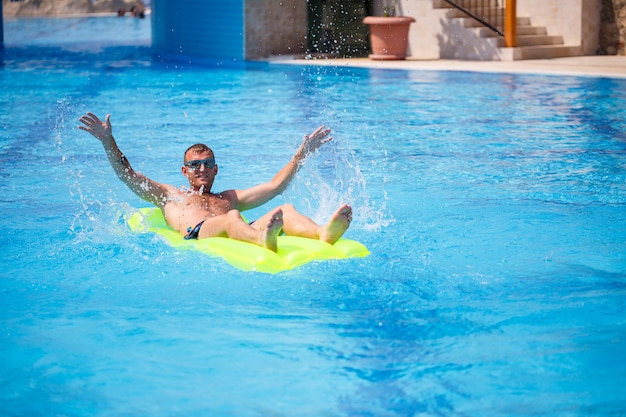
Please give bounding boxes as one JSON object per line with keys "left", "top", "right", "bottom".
{"left": 184, "top": 193, "right": 233, "bottom": 216}
{"left": 162, "top": 192, "right": 234, "bottom": 234}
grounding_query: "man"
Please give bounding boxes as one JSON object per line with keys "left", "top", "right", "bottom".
{"left": 78, "top": 112, "right": 352, "bottom": 252}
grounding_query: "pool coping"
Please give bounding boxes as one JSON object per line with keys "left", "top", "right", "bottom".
{"left": 263, "top": 55, "right": 626, "bottom": 79}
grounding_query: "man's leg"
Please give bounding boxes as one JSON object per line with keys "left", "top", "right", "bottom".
{"left": 199, "top": 209, "right": 283, "bottom": 252}
{"left": 251, "top": 203, "right": 352, "bottom": 244}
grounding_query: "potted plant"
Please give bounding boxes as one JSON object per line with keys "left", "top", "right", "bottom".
{"left": 363, "top": 0, "right": 415, "bottom": 60}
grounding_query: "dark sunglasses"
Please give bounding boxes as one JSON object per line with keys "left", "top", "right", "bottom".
{"left": 184, "top": 158, "right": 215, "bottom": 171}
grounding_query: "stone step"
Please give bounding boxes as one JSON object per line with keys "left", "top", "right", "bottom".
{"left": 494, "top": 34, "right": 564, "bottom": 47}
{"left": 516, "top": 45, "right": 581, "bottom": 60}
{"left": 446, "top": 7, "right": 501, "bottom": 19}
{"left": 517, "top": 34, "right": 564, "bottom": 46}
{"left": 455, "top": 0, "right": 500, "bottom": 6}
{"left": 496, "top": 45, "right": 581, "bottom": 60}
{"left": 432, "top": 0, "right": 500, "bottom": 8}
{"left": 461, "top": 16, "right": 530, "bottom": 28}
{"left": 477, "top": 25, "right": 548, "bottom": 38}
{"left": 517, "top": 26, "right": 547, "bottom": 36}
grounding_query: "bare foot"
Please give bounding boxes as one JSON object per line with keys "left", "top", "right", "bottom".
{"left": 319, "top": 204, "right": 352, "bottom": 244}
{"left": 260, "top": 208, "right": 283, "bottom": 252}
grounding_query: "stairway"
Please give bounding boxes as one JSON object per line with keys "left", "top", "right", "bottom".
{"left": 432, "top": 0, "right": 581, "bottom": 60}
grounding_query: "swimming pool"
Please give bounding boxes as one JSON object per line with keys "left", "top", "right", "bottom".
{"left": 1, "top": 17, "right": 625, "bottom": 416}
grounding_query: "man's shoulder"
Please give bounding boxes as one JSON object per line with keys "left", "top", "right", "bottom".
{"left": 161, "top": 183, "right": 183, "bottom": 195}
{"left": 219, "top": 189, "right": 239, "bottom": 205}
{"left": 156, "top": 184, "right": 190, "bottom": 205}
{"left": 218, "top": 189, "right": 236, "bottom": 197}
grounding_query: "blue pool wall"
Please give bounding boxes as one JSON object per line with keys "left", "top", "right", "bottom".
{"left": 151, "top": 0, "right": 245, "bottom": 61}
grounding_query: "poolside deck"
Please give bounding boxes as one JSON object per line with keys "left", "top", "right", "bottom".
{"left": 265, "top": 55, "right": 626, "bottom": 79}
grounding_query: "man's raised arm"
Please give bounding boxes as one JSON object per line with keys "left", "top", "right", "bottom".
{"left": 78, "top": 112, "right": 170, "bottom": 207}
{"left": 232, "top": 125, "right": 332, "bottom": 211}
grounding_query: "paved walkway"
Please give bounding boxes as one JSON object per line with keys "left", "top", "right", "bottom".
{"left": 266, "top": 55, "right": 626, "bottom": 78}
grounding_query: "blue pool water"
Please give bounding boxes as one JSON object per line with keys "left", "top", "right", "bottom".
{"left": 1, "top": 17, "right": 625, "bottom": 416}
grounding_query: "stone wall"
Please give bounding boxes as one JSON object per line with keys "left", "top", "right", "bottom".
{"left": 599, "top": 0, "right": 626, "bottom": 54}
{"left": 245, "top": 0, "right": 307, "bottom": 59}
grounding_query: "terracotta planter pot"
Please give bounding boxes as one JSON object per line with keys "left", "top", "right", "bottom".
{"left": 363, "top": 16, "right": 416, "bottom": 60}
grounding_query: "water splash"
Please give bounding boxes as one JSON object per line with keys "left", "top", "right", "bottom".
{"left": 53, "top": 96, "right": 109, "bottom": 243}
{"left": 290, "top": 143, "right": 394, "bottom": 232}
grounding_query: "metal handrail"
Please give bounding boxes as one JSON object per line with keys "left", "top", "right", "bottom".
{"left": 443, "top": 0, "right": 503, "bottom": 36}
{"left": 443, "top": 0, "right": 517, "bottom": 47}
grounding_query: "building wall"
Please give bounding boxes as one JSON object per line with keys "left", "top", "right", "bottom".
{"left": 147, "top": 0, "right": 620, "bottom": 61}
{"left": 402, "top": 0, "right": 469, "bottom": 60}
{"left": 2, "top": 0, "right": 624, "bottom": 57}
{"left": 152, "top": 0, "right": 245, "bottom": 61}
{"left": 245, "top": 0, "right": 307, "bottom": 59}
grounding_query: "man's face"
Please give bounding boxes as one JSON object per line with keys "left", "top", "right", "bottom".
{"left": 182, "top": 150, "right": 217, "bottom": 191}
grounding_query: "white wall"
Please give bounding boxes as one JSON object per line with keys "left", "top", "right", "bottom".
{"left": 402, "top": 0, "right": 449, "bottom": 59}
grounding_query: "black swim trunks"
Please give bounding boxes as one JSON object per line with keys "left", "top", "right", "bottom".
{"left": 184, "top": 220, "right": 205, "bottom": 240}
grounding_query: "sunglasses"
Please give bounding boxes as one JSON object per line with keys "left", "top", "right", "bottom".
{"left": 184, "top": 158, "right": 215, "bottom": 171}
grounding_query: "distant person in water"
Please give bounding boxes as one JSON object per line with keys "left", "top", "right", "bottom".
{"left": 130, "top": 5, "right": 145, "bottom": 18}
{"left": 78, "top": 112, "right": 352, "bottom": 252}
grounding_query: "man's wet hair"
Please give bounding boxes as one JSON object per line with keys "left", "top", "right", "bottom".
{"left": 184, "top": 143, "right": 213, "bottom": 162}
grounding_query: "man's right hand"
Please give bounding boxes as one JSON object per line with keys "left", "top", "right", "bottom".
{"left": 78, "top": 112, "right": 113, "bottom": 142}
{"left": 296, "top": 125, "right": 332, "bottom": 162}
